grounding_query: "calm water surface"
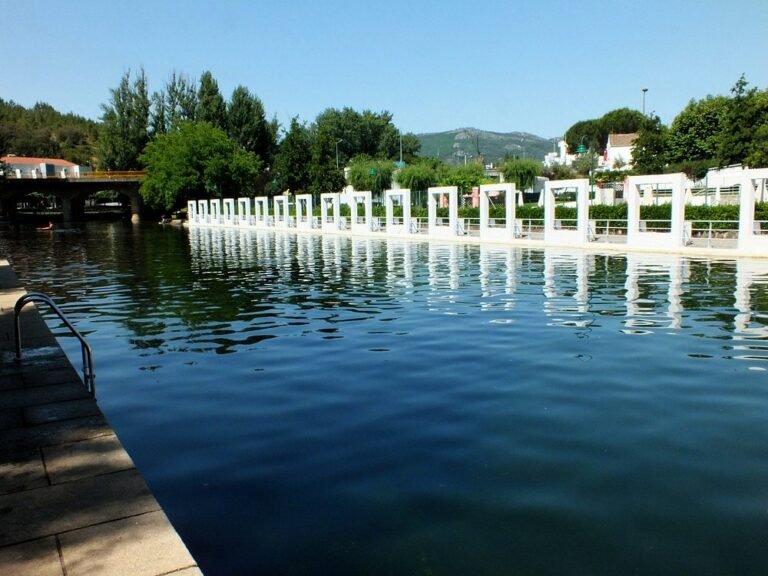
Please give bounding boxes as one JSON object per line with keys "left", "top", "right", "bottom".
{"left": 3, "top": 222, "right": 768, "bottom": 575}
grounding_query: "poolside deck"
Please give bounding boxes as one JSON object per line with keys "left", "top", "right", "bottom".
{"left": 0, "top": 259, "right": 202, "bottom": 575}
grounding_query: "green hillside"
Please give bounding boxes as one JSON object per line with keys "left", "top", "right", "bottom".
{"left": 416, "top": 127, "right": 554, "bottom": 165}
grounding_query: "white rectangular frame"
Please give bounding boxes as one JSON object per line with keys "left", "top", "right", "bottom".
{"left": 385, "top": 188, "right": 412, "bottom": 235}
{"left": 544, "top": 178, "right": 590, "bottom": 244}
{"left": 237, "top": 197, "right": 252, "bottom": 226}
{"left": 625, "top": 173, "right": 687, "bottom": 249}
{"left": 295, "top": 193, "right": 313, "bottom": 230}
{"left": 427, "top": 186, "right": 459, "bottom": 237}
{"left": 350, "top": 191, "right": 373, "bottom": 233}
{"left": 479, "top": 183, "right": 517, "bottom": 242}
{"left": 273, "top": 196, "right": 290, "bottom": 229}
{"left": 320, "top": 193, "right": 341, "bottom": 231}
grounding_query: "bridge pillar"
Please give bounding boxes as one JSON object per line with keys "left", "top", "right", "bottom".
{"left": 129, "top": 193, "right": 142, "bottom": 223}
{"left": 61, "top": 196, "right": 85, "bottom": 222}
{"left": 0, "top": 195, "right": 19, "bottom": 221}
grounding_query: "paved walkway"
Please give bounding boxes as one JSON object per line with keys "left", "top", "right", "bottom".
{"left": 0, "top": 259, "right": 202, "bottom": 575}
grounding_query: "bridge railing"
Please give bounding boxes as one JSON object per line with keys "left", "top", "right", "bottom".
{"left": 2, "top": 170, "right": 145, "bottom": 180}
{"left": 79, "top": 171, "right": 146, "bottom": 180}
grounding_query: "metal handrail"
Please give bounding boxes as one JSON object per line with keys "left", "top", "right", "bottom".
{"left": 14, "top": 292, "right": 95, "bottom": 396}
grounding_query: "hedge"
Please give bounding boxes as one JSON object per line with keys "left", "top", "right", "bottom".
{"left": 309, "top": 203, "right": 768, "bottom": 226}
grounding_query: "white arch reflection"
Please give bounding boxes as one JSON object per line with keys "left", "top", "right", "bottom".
{"left": 187, "top": 229, "right": 768, "bottom": 342}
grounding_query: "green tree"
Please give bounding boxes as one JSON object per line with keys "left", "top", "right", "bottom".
{"left": 197, "top": 71, "right": 227, "bottom": 131}
{"left": 398, "top": 133, "right": 422, "bottom": 163}
{"left": 312, "top": 107, "right": 407, "bottom": 164}
{"left": 564, "top": 119, "right": 603, "bottom": 155}
{"left": 599, "top": 108, "right": 648, "bottom": 137}
{"left": 149, "top": 90, "right": 167, "bottom": 137}
{"left": 439, "top": 163, "right": 484, "bottom": 194}
{"left": 571, "top": 151, "right": 599, "bottom": 177}
{"left": 396, "top": 161, "right": 438, "bottom": 192}
{"left": 632, "top": 114, "right": 669, "bottom": 174}
{"left": 0, "top": 98, "right": 98, "bottom": 164}
{"left": 99, "top": 68, "right": 150, "bottom": 170}
{"left": 667, "top": 96, "right": 728, "bottom": 164}
{"left": 565, "top": 108, "right": 648, "bottom": 155}
{"left": 309, "top": 128, "right": 345, "bottom": 195}
{"left": 717, "top": 75, "right": 762, "bottom": 167}
{"left": 163, "top": 71, "right": 198, "bottom": 131}
{"left": 542, "top": 162, "right": 577, "bottom": 181}
{"left": 747, "top": 122, "right": 768, "bottom": 168}
{"left": 501, "top": 158, "right": 541, "bottom": 190}
{"left": 272, "top": 117, "right": 311, "bottom": 193}
{"left": 227, "top": 86, "right": 274, "bottom": 165}
{"left": 139, "top": 121, "right": 261, "bottom": 211}
{"left": 745, "top": 89, "right": 768, "bottom": 168}
{"left": 347, "top": 156, "right": 394, "bottom": 195}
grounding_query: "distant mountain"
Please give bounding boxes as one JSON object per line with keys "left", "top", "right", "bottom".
{"left": 416, "top": 128, "right": 554, "bottom": 165}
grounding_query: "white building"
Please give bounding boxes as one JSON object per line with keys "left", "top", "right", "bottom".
{"left": 543, "top": 139, "right": 576, "bottom": 168}
{"left": 0, "top": 155, "right": 93, "bottom": 178}
{"left": 603, "top": 133, "right": 637, "bottom": 170}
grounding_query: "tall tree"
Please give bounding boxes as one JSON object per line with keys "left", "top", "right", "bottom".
{"left": 164, "top": 71, "right": 198, "bottom": 131}
{"left": 149, "top": 89, "right": 167, "bottom": 137}
{"left": 747, "top": 122, "right": 768, "bottom": 168}
{"left": 745, "top": 89, "right": 768, "bottom": 168}
{"left": 197, "top": 71, "right": 227, "bottom": 130}
{"left": 312, "top": 107, "right": 407, "bottom": 164}
{"left": 667, "top": 96, "right": 728, "bottom": 164}
{"left": 99, "top": 68, "right": 150, "bottom": 170}
{"left": 309, "top": 128, "right": 345, "bottom": 195}
{"left": 272, "top": 117, "right": 311, "bottom": 193}
{"left": 227, "top": 86, "right": 274, "bottom": 165}
{"left": 716, "top": 75, "right": 762, "bottom": 167}
{"left": 632, "top": 114, "right": 669, "bottom": 174}
{"left": 398, "top": 133, "right": 422, "bottom": 164}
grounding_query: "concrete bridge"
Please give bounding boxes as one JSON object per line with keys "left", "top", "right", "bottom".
{"left": 0, "top": 172, "right": 145, "bottom": 223}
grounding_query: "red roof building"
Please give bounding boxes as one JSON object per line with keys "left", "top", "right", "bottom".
{"left": 1, "top": 155, "right": 91, "bottom": 178}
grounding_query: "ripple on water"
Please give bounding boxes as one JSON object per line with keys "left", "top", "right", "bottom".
{"left": 5, "top": 223, "right": 768, "bottom": 575}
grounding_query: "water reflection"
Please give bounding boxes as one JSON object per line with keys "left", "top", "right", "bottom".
{"left": 731, "top": 258, "right": 768, "bottom": 369}
{"left": 184, "top": 230, "right": 768, "bottom": 360}
{"left": 5, "top": 224, "right": 768, "bottom": 354}
{"left": 7, "top": 223, "right": 768, "bottom": 575}
{"left": 624, "top": 254, "right": 690, "bottom": 332}
{"left": 542, "top": 251, "right": 595, "bottom": 329}
{"left": 183, "top": 229, "right": 768, "bottom": 346}
{"left": 734, "top": 258, "right": 768, "bottom": 337}
{"left": 321, "top": 235, "right": 343, "bottom": 282}
{"left": 479, "top": 246, "right": 517, "bottom": 314}
{"left": 351, "top": 237, "right": 376, "bottom": 283}
{"left": 427, "top": 243, "right": 460, "bottom": 291}
{"left": 386, "top": 240, "right": 415, "bottom": 291}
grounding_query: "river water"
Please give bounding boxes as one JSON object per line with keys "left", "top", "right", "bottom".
{"left": 3, "top": 222, "right": 768, "bottom": 575}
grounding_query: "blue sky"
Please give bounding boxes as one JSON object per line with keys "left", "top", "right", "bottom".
{"left": 2, "top": 0, "right": 766, "bottom": 138}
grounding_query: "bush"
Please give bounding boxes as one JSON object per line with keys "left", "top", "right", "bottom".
{"left": 311, "top": 201, "right": 768, "bottom": 227}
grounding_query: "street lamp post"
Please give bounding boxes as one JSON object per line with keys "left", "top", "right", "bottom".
{"left": 335, "top": 139, "right": 343, "bottom": 169}
{"left": 642, "top": 88, "right": 648, "bottom": 116}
